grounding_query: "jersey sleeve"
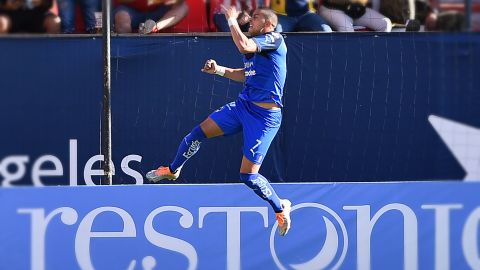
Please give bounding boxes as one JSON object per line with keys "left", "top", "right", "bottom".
{"left": 252, "top": 32, "right": 284, "bottom": 53}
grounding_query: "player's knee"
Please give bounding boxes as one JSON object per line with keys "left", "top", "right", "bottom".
{"left": 114, "top": 11, "right": 132, "bottom": 33}
{"left": 187, "top": 125, "right": 206, "bottom": 141}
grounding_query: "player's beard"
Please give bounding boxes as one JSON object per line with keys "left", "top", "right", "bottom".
{"left": 248, "top": 25, "right": 263, "bottom": 37}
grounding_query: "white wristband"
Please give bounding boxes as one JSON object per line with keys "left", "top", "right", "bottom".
{"left": 227, "top": 17, "right": 238, "bottom": 27}
{"left": 214, "top": 66, "right": 226, "bottom": 77}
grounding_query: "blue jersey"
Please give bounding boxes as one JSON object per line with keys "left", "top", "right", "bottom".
{"left": 239, "top": 32, "right": 287, "bottom": 107}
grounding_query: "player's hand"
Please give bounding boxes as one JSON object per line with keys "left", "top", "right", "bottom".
{"left": 238, "top": 10, "right": 251, "bottom": 26}
{"left": 201, "top": 59, "right": 218, "bottom": 75}
{"left": 220, "top": 4, "right": 240, "bottom": 21}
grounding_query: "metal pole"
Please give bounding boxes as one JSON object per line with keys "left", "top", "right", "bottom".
{"left": 465, "top": 0, "right": 472, "bottom": 31}
{"left": 102, "top": 0, "right": 112, "bottom": 185}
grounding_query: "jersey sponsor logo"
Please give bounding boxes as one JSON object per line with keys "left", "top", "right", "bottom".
{"left": 251, "top": 177, "right": 272, "bottom": 198}
{"left": 244, "top": 61, "right": 256, "bottom": 77}
{"left": 245, "top": 70, "right": 256, "bottom": 77}
{"left": 250, "top": 139, "right": 262, "bottom": 157}
{"left": 244, "top": 61, "right": 254, "bottom": 69}
{"left": 183, "top": 140, "right": 201, "bottom": 159}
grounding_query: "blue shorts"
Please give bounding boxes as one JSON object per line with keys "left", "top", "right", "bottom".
{"left": 209, "top": 98, "right": 282, "bottom": 164}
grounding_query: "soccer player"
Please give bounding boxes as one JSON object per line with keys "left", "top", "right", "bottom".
{"left": 146, "top": 6, "right": 292, "bottom": 236}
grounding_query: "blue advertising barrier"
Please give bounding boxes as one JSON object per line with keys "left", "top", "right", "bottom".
{"left": 0, "top": 182, "right": 479, "bottom": 270}
{"left": 0, "top": 33, "right": 479, "bottom": 185}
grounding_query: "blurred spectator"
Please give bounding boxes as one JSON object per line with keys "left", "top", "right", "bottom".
{"left": 213, "top": 0, "right": 255, "bottom": 32}
{"left": 417, "top": 0, "right": 465, "bottom": 32}
{"left": 375, "top": 0, "right": 415, "bottom": 25}
{"left": 433, "top": 11, "right": 465, "bottom": 30}
{"left": 423, "top": 0, "right": 473, "bottom": 31}
{"left": 266, "top": 0, "right": 332, "bottom": 32}
{"left": 113, "top": 0, "right": 188, "bottom": 33}
{"left": 374, "top": 0, "right": 420, "bottom": 31}
{"left": 319, "top": 0, "right": 392, "bottom": 32}
{"left": 415, "top": 0, "right": 433, "bottom": 22}
{"left": 0, "top": 0, "right": 60, "bottom": 33}
{"left": 57, "top": 0, "right": 100, "bottom": 33}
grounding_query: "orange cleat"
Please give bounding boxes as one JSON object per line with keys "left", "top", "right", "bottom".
{"left": 275, "top": 199, "right": 292, "bottom": 236}
{"left": 146, "top": 166, "right": 180, "bottom": 182}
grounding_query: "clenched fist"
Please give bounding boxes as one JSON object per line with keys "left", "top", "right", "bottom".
{"left": 201, "top": 59, "right": 219, "bottom": 74}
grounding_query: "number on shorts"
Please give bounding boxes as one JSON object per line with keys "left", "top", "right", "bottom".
{"left": 250, "top": 139, "right": 262, "bottom": 157}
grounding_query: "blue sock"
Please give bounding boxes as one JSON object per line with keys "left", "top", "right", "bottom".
{"left": 169, "top": 125, "right": 206, "bottom": 172}
{"left": 240, "top": 173, "right": 283, "bottom": 213}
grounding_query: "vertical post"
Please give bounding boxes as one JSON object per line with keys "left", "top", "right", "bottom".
{"left": 102, "top": 0, "right": 112, "bottom": 185}
{"left": 465, "top": 0, "right": 472, "bottom": 31}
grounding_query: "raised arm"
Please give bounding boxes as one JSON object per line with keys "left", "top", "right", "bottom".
{"left": 221, "top": 5, "right": 258, "bottom": 54}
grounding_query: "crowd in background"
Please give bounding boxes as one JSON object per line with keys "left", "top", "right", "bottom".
{"left": 0, "top": 0, "right": 478, "bottom": 34}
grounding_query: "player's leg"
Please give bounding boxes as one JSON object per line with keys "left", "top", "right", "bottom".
{"left": 145, "top": 118, "right": 219, "bottom": 182}
{"left": 240, "top": 157, "right": 285, "bottom": 215}
{"left": 238, "top": 102, "right": 292, "bottom": 236}
{"left": 240, "top": 154, "right": 292, "bottom": 237}
{"left": 146, "top": 101, "right": 241, "bottom": 182}
{"left": 168, "top": 117, "right": 223, "bottom": 173}
{"left": 240, "top": 157, "right": 292, "bottom": 237}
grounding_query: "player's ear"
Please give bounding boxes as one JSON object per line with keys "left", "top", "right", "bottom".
{"left": 265, "top": 20, "right": 273, "bottom": 30}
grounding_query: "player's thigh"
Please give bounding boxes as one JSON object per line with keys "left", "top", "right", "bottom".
{"left": 206, "top": 101, "right": 242, "bottom": 138}
{"left": 242, "top": 125, "right": 280, "bottom": 165}
{"left": 200, "top": 117, "right": 224, "bottom": 138}
{"left": 241, "top": 107, "right": 281, "bottom": 166}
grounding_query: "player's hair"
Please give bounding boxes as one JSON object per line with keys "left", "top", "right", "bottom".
{"left": 258, "top": 8, "right": 278, "bottom": 28}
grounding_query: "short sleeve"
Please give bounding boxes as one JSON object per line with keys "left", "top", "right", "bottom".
{"left": 252, "top": 32, "right": 283, "bottom": 52}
